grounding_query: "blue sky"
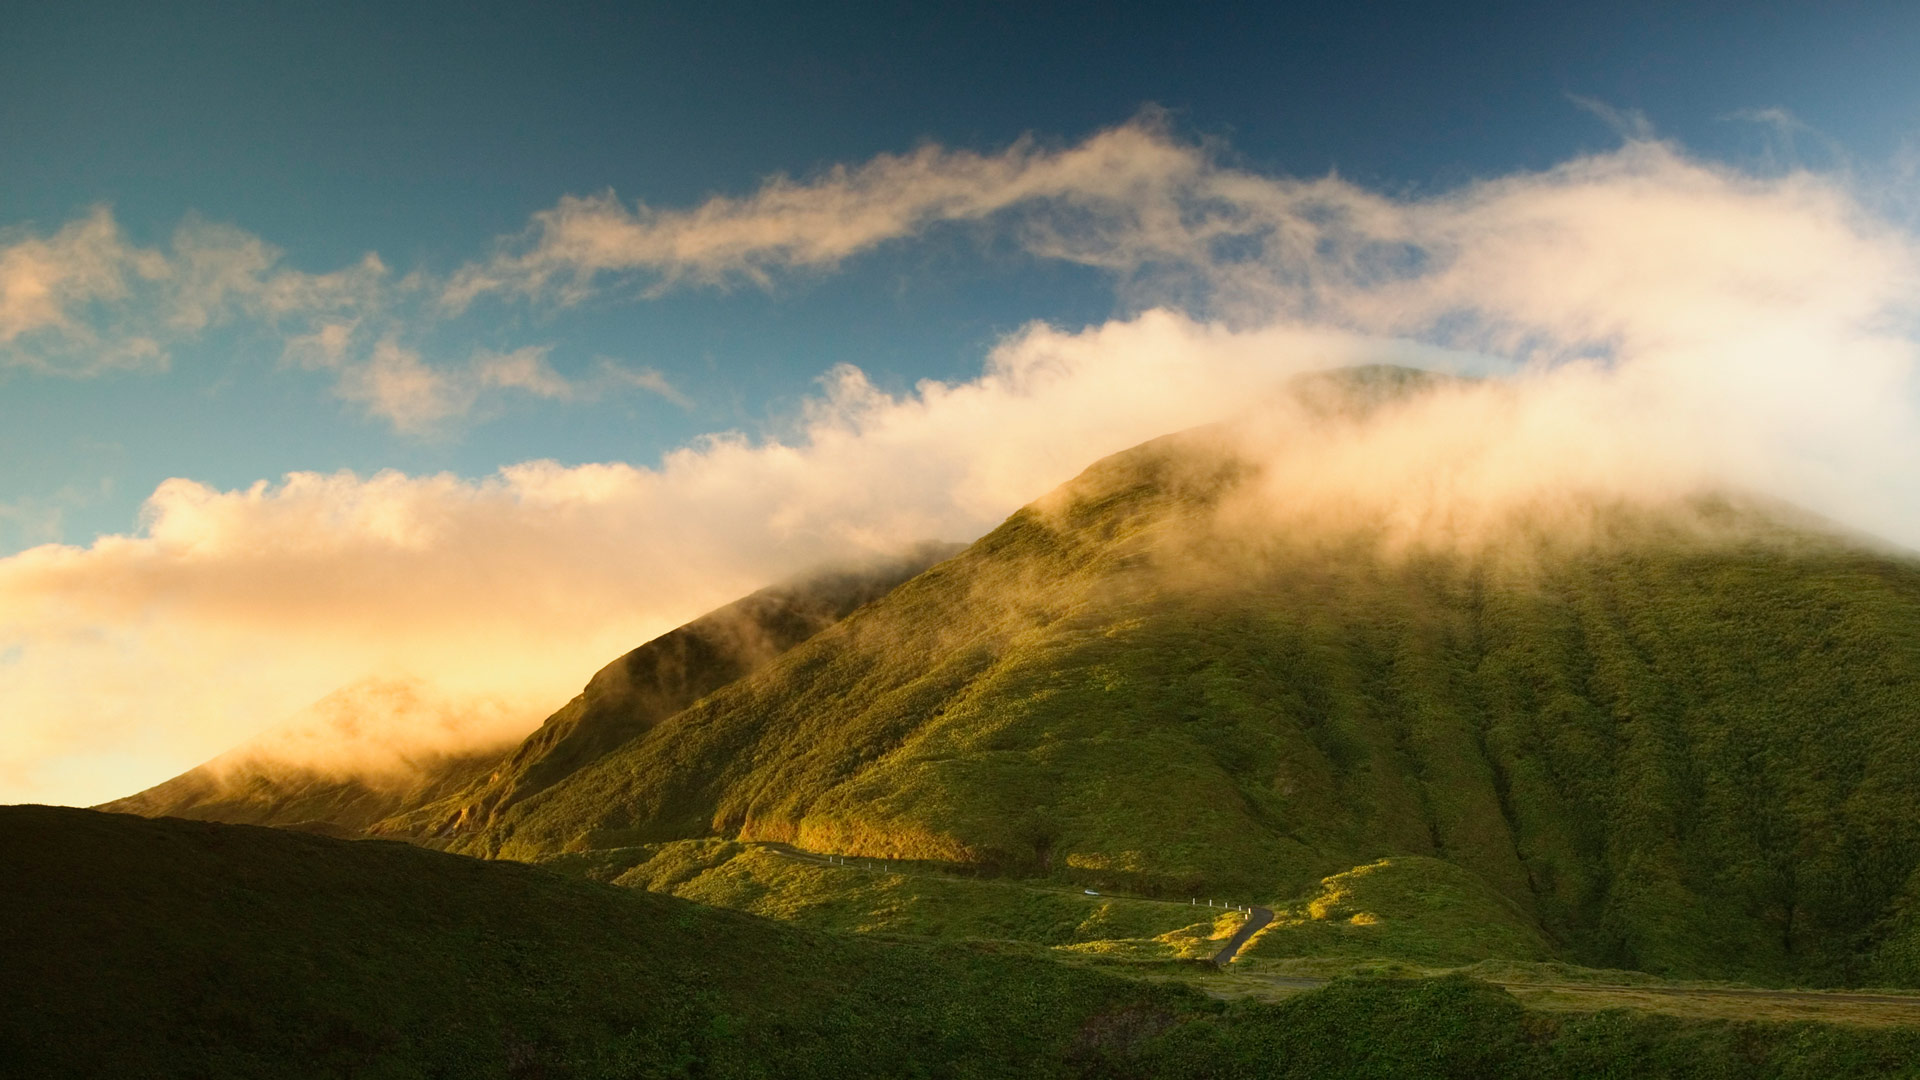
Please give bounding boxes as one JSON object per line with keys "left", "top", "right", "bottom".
{"left": 6, "top": 2, "right": 1920, "bottom": 805}
{"left": 7, "top": 1, "right": 1919, "bottom": 553}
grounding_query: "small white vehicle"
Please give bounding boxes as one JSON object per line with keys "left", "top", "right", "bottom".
{"left": 1083, "top": 889, "right": 1099, "bottom": 896}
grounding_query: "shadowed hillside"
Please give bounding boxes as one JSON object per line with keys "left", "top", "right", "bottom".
{"left": 450, "top": 380, "right": 1920, "bottom": 988}
{"left": 10, "top": 806, "right": 1920, "bottom": 1078}
{"left": 0, "top": 805, "right": 1186, "bottom": 1077}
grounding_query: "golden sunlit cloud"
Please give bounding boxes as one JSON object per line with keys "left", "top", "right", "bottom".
{"left": 3, "top": 121, "right": 1917, "bottom": 805}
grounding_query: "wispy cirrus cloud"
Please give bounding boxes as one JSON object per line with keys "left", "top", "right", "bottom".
{"left": 439, "top": 114, "right": 1223, "bottom": 307}
{"left": 331, "top": 342, "right": 688, "bottom": 434}
{"left": 0, "top": 207, "right": 389, "bottom": 377}
{"left": 0, "top": 205, "right": 690, "bottom": 435}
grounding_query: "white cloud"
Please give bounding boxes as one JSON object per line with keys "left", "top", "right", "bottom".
{"left": 0, "top": 311, "right": 1400, "bottom": 805}
{"left": 441, "top": 115, "right": 1215, "bottom": 306}
{"left": 596, "top": 359, "right": 692, "bottom": 408}
{"left": 282, "top": 319, "right": 360, "bottom": 370}
{"left": 0, "top": 205, "right": 688, "bottom": 435}
{"left": 329, "top": 342, "right": 691, "bottom": 432}
{"left": 473, "top": 346, "right": 572, "bottom": 398}
{"left": 5, "top": 121, "right": 1920, "bottom": 807}
{"left": 334, "top": 341, "right": 473, "bottom": 431}
{"left": 0, "top": 208, "right": 388, "bottom": 376}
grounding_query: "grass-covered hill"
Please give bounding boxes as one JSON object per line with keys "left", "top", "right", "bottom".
{"left": 395, "top": 542, "right": 964, "bottom": 841}
{"left": 101, "top": 545, "right": 959, "bottom": 838}
{"left": 95, "top": 677, "right": 511, "bottom": 835}
{"left": 0, "top": 804, "right": 1185, "bottom": 1078}
{"left": 449, "top": 394, "right": 1920, "bottom": 989}
{"left": 11, "top": 805, "right": 1920, "bottom": 1079}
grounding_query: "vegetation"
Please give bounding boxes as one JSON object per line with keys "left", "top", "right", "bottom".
{"left": 12, "top": 806, "right": 1920, "bottom": 1078}
{"left": 454, "top": 412, "right": 1920, "bottom": 987}
{"left": 102, "top": 545, "right": 959, "bottom": 839}
{"left": 82, "top": 365, "right": 1920, "bottom": 1070}
{"left": 0, "top": 806, "right": 1192, "bottom": 1078}
{"left": 95, "top": 744, "right": 500, "bottom": 837}
{"left": 1241, "top": 856, "right": 1556, "bottom": 968}
{"left": 95, "top": 678, "right": 508, "bottom": 834}
{"left": 399, "top": 542, "right": 966, "bottom": 840}
{"left": 1108, "top": 975, "right": 1920, "bottom": 1079}
{"left": 542, "top": 840, "right": 1241, "bottom": 959}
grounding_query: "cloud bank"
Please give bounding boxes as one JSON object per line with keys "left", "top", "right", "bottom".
{"left": 4, "top": 118, "right": 1918, "bottom": 805}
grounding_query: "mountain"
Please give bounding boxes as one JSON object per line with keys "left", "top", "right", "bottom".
{"left": 445, "top": 383, "right": 1920, "bottom": 988}
{"left": 389, "top": 541, "right": 965, "bottom": 840}
{"left": 95, "top": 678, "right": 515, "bottom": 835}
{"left": 100, "top": 543, "right": 961, "bottom": 837}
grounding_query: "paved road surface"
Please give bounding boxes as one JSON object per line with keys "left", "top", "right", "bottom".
{"left": 1210, "top": 906, "right": 1274, "bottom": 966}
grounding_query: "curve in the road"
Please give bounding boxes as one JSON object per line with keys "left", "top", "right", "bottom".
{"left": 1211, "top": 905, "right": 1274, "bottom": 966}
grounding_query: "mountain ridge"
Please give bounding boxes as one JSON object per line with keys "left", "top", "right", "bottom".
{"left": 442, "top": 394, "right": 1920, "bottom": 987}
{"left": 102, "top": 543, "right": 963, "bottom": 839}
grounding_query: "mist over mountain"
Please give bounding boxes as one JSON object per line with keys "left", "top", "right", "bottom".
{"left": 96, "top": 679, "right": 520, "bottom": 834}
{"left": 49, "top": 363, "right": 1920, "bottom": 1080}
{"left": 428, "top": 367, "right": 1920, "bottom": 987}
{"left": 94, "top": 367, "right": 1920, "bottom": 994}
{"left": 103, "top": 544, "right": 960, "bottom": 836}
{"left": 389, "top": 541, "right": 965, "bottom": 839}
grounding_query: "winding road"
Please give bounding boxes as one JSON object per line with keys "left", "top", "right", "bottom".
{"left": 1209, "top": 904, "right": 1274, "bottom": 966}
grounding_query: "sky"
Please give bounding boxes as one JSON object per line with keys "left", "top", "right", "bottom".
{"left": 5, "top": 1, "right": 1920, "bottom": 806}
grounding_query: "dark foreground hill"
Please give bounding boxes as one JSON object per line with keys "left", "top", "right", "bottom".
{"left": 452, "top": 411, "right": 1920, "bottom": 988}
{"left": 101, "top": 544, "right": 960, "bottom": 838}
{"left": 0, "top": 805, "right": 1174, "bottom": 1078}
{"left": 8, "top": 805, "right": 1920, "bottom": 1080}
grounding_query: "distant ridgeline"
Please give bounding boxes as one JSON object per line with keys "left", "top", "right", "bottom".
{"left": 99, "top": 542, "right": 962, "bottom": 838}
{"left": 102, "top": 366, "right": 1920, "bottom": 989}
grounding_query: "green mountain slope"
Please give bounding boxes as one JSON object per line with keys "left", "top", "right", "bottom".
{"left": 100, "top": 545, "right": 959, "bottom": 838}
{"left": 95, "top": 678, "right": 513, "bottom": 835}
{"left": 456, "top": 412, "right": 1920, "bottom": 987}
{"left": 397, "top": 541, "right": 964, "bottom": 840}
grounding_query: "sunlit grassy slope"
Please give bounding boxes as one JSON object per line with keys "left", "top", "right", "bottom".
{"left": 542, "top": 839, "right": 1249, "bottom": 960}
{"left": 1241, "top": 856, "right": 1556, "bottom": 967}
{"left": 459, "top": 384, "right": 1920, "bottom": 988}
{"left": 96, "top": 679, "right": 508, "bottom": 834}
{"left": 98, "top": 744, "right": 499, "bottom": 836}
